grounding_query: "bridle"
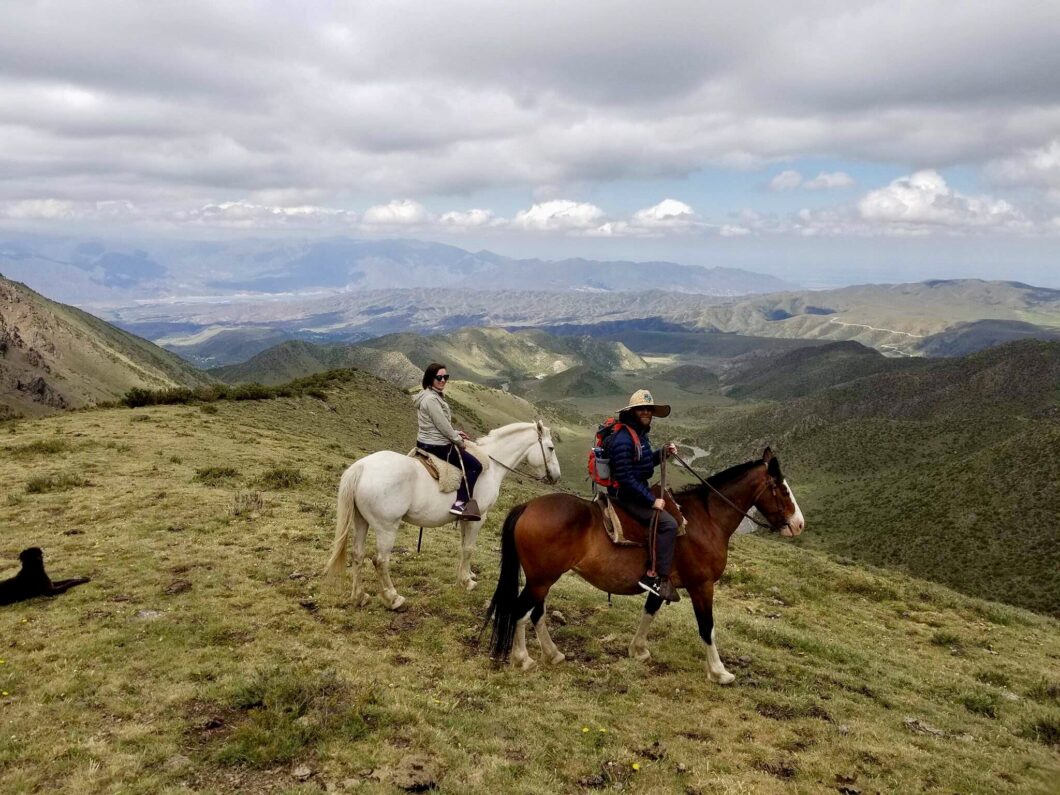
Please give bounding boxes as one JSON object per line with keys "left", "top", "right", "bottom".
{"left": 670, "top": 452, "right": 788, "bottom": 533}
{"left": 487, "top": 420, "right": 557, "bottom": 486}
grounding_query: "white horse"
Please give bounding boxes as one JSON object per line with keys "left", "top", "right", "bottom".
{"left": 324, "top": 420, "right": 561, "bottom": 610}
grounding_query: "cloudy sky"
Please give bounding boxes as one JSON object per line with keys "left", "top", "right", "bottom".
{"left": 2, "top": 0, "right": 1059, "bottom": 286}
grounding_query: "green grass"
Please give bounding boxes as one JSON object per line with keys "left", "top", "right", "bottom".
{"left": 0, "top": 377, "right": 1057, "bottom": 793}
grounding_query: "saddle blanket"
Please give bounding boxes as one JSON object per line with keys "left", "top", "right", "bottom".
{"left": 408, "top": 442, "right": 488, "bottom": 493}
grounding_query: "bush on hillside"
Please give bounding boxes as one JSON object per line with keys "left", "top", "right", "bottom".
{"left": 119, "top": 369, "right": 358, "bottom": 409}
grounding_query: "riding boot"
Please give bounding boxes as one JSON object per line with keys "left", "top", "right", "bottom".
{"left": 657, "top": 578, "right": 681, "bottom": 603}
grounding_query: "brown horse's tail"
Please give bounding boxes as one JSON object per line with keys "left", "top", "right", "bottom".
{"left": 481, "top": 502, "right": 528, "bottom": 661}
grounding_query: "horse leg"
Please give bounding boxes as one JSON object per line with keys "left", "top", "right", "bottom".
{"left": 372, "top": 524, "right": 406, "bottom": 611}
{"left": 690, "top": 582, "right": 734, "bottom": 685}
{"left": 532, "top": 595, "right": 566, "bottom": 665}
{"left": 628, "top": 594, "right": 665, "bottom": 662}
{"left": 456, "top": 519, "right": 480, "bottom": 592}
{"left": 511, "top": 583, "right": 553, "bottom": 671}
{"left": 349, "top": 508, "right": 370, "bottom": 607}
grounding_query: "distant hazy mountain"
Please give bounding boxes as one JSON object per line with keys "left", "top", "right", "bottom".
{"left": 108, "top": 278, "right": 1060, "bottom": 366}
{"left": 0, "top": 235, "right": 793, "bottom": 305}
{"left": 0, "top": 273, "right": 213, "bottom": 417}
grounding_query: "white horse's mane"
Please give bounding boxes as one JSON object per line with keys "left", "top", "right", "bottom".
{"left": 475, "top": 421, "right": 541, "bottom": 445}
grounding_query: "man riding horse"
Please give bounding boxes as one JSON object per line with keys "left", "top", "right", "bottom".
{"left": 607, "top": 389, "right": 680, "bottom": 602}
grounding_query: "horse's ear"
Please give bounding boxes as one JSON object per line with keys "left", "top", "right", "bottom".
{"left": 536, "top": 419, "right": 543, "bottom": 432}
{"left": 762, "top": 446, "right": 774, "bottom": 463}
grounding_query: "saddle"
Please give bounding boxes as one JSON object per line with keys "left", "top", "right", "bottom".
{"left": 594, "top": 487, "right": 687, "bottom": 547}
{"left": 408, "top": 443, "right": 488, "bottom": 494}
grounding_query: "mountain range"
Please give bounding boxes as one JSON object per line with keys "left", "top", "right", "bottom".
{"left": 0, "top": 235, "right": 793, "bottom": 305}
{"left": 103, "top": 279, "right": 1060, "bottom": 366}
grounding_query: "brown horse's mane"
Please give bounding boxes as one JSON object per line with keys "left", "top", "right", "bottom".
{"left": 674, "top": 456, "right": 780, "bottom": 499}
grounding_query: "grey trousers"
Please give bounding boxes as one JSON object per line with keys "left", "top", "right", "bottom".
{"left": 617, "top": 499, "right": 678, "bottom": 577}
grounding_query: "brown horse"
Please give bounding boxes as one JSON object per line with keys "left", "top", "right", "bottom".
{"left": 483, "top": 448, "right": 804, "bottom": 682}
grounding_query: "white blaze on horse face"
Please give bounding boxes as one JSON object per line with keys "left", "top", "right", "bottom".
{"left": 783, "top": 480, "right": 805, "bottom": 536}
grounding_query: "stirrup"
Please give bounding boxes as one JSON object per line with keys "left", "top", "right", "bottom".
{"left": 637, "top": 575, "right": 662, "bottom": 598}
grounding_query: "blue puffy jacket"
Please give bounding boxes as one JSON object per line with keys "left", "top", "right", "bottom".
{"left": 607, "top": 425, "right": 663, "bottom": 507}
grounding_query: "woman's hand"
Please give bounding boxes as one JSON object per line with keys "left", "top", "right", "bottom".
{"left": 653, "top": 498, "right": 666, "bottom": 511}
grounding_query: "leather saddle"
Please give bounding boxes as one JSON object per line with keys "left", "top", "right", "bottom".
{"left": 594, "top": 486, "right": 686, "bottom": 547}
{"left": 408, "top": 443, "right": 489, "bottom": 493}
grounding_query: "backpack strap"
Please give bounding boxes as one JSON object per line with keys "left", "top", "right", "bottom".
{"left": 613, "top": 423, "right": 641, "bottom": 461}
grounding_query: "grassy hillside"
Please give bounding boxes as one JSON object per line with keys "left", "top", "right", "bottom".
{"left": 685, "top": 340, "right": 1060, "bottom": 615}
{"left": 210, "top": 341, "right": 422, "bottom": 389}
{"left": 0, "top": 274, "right": 214, "bottom": 418}
{"left": 720, "top": 341, "right": 929, "bottom": 401}
{"left": 0, "top": 372, "right": 1057, "bottom": 793}
{"left": 212, "top": 327, "right": 646, "bottom": 389}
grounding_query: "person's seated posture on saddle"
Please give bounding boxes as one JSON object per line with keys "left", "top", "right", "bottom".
{"left": 414, "top": 363, "right": 482, "bottom": 519}
{"left": 607, "top": 390, "right": 680, "bottom": 602}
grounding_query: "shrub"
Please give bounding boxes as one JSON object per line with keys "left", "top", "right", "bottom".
{"left": 1020, "top": 716, "right": 1060, "bottom": 747}
{"left": 194, "top": 466, "right": 240, "bottom": 486}
{"left": 259, "top": 466, "right": 303, "bottom": 490}
{"left": 4, "top": 439, "right": 70, "bottom": 458}
{"left": 25, "top": 473, "right": 89, "bottom": 494}
{"left": 200, "top": 403, "right": 219, "bottom": 415}
{"left": 961, "top": 690, "right": 1000, "bottom": 718}
{"left": 930, "top": 631, "right": 962, "bottom": 648}
{"left": 232, "top": 491, "right": 264, "bottom": 516}
{"left": 975, "top": 670, "right": 1010, "bottom": 688}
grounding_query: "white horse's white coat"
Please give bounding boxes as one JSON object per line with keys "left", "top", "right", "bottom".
{"left": 325, "top": 421, "right": 560, "bottom": 609}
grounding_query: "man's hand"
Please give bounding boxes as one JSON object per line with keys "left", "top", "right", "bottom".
{"left": 653, "top": 497, "right": 666, "bottom": 511}
{"left": 664, "top": 442, "right": 678, "bottom": 456}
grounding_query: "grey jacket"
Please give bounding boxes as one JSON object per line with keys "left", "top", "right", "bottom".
{"left": 414, "top": 388, "right": 462, "bottom": 446}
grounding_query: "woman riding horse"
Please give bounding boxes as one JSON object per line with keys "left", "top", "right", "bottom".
{"left": 608, "top": 389, "right": 679, "bottom": 602}
{"left": 414, "top": 362, "right": 482, "bottom": 520}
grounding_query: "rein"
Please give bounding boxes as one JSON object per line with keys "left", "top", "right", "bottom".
{"left": 670, "top": 452, "right": 777, "bottom": 531}
{"left": 487, "top": 421, "right": 558, "bottom": 487}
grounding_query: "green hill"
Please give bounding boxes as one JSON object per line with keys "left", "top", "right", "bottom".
{"left": 721, "top": 341, "right": 928, "bottom": 401}
{"left": 518, "top": 364, "right": 624, "bottom": 401}
{"left": 686, "top": 340, "right": 1060, "bottom": 615}
{"left": 0, "top": 273, "right": 214, "bottom": 418}
{"left": 0, "top": 369, "right": 1056, "bottom": 793}
{"left": 212, "top": 327, "right": 646, "bottom": 389}
{"left": 210, "top": 340, "right": 422, "bottom": 389}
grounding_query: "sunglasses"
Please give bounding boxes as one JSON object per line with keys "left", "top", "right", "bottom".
{"left": 434, "top": 374, "right": 450, "bottom": 382}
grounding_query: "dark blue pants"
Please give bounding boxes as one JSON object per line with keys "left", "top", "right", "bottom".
{"left": 416, "top": 441, "right": 482, "bottom": 503}
{"left": 618, "top": 499, "right": 678, "bottom": 578}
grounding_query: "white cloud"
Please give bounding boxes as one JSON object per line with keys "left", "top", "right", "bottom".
{"left": 769, "top": 170, "right": 803, "bottom": 191}
{"left": 362, "top": 199, "right": 428, "bottom": 226}
{"left": 631, "top": 198, "right": 696, "bottom": 227}
{"left": 438, "top": 208, "right": 495, "bottom": 227}
{"left": 512, "top": 200, "right": 604, "bottom": 231}
{"left": 804, "top": 171, "right": 855, "bottom": 190}
{"left": 719, "top": 224, "right": 751, "bottom": 237}
{"left": 858, "top": 170, "right": 1027, "bottom": 230}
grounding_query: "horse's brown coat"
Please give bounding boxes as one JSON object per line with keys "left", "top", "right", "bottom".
{"left": 484, "top": 449, "right": 805, "bottom": 677}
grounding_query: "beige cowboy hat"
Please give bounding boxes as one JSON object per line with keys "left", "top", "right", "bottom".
{"left": 621, "top": 389, "right": 671, "bottom": 417}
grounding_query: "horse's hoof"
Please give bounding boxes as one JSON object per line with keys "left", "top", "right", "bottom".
{"left": 629, "top": 646, "right": 651, "bottom": 662}
{"left": 464, "top": 578, "right": 478, "bottom": 592}
{"left": 354, "top": 591, "right": 369, "bottom": 608}
{"left": 548, "top": 651, "right": 565, "bottom": 665}
{"left": 708, "top": 668, "right": 735, "bottom": 685}
{"left": 516, "top": 656, "right": 537, "bottom": 672}
{"left": 388, "top": 594, "right": 407, "bottom": 611}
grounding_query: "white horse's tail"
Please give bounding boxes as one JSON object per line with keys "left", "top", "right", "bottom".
{"left": 324, "top": 463, "right": 363, "bottom": 586}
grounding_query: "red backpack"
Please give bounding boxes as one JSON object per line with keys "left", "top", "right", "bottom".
{"left": 587, "top": 418, "right": 641, "bottom": 490}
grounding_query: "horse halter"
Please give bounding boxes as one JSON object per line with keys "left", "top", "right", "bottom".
{"left": 488, "top": 421, "right": 557, "bottom": 486}
{"left": 671, "top": 452, "right": 786, "bottom": 533}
